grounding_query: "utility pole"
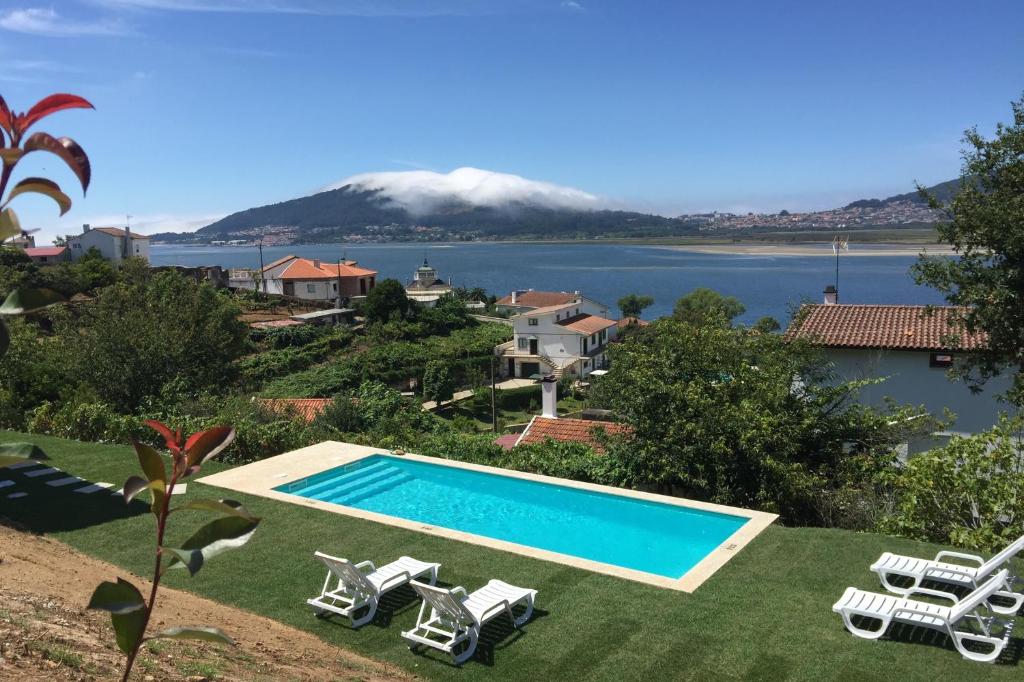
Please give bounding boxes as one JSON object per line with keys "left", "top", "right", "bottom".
{"left": 336, "top": 257, "right": 344, "bottom": 307}
{"left": 490, "top": 355, "right": 498, "bottom": 434}
{"left": 257, "top": 238, "right": 266, "bottom": 294}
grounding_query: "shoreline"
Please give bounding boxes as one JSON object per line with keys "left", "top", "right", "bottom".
{"left": 660, "top": 243, "right": 956, "bottom": 257}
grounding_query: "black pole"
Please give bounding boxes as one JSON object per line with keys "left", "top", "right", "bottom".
{"left": 258, "top": 239, "right": 266, "bottom": 294}
{"left": 490, "top": 355, "right": 497, "bottom": 434}
{"left": 834, "top": 245, "right": 839, "bottom": 303}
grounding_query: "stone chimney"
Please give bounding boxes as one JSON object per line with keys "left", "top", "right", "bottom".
{"left": 824, "top": 285, "right": 838, "bottom": 305}
{"left": 82, "top": 224, "right": 91, "bottom": 233}
{"left": 312, "top": 259, "right": 321, "bottom": 269}
{"left": 540, "top": 375, "right": 558, "bottom": 419}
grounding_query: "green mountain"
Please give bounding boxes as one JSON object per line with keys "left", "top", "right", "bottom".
{"left": 844, "top": 178, "right": 962, "bottom": 209}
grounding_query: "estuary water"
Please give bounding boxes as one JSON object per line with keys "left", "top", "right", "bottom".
{"left": 150, "top": 242, "right": 947, "bottom": 324}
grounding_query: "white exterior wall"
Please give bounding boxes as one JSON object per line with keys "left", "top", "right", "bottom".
{"left": 67, "top": 230, "right": 149, "bottom": 263}
{"left": 826, "top": 347, "right": 1016, "bottom": 434}
{"left": 509, "top": 299, "right": 616, "bottom": 377}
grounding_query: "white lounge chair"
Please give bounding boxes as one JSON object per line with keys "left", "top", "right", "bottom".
{"left": 832, "top": 569, "right": 1015, "bottom": 663}
{"left": 401, "top": 579, "right": 537, "bottom": 664}
{"left": 871, "top": 534, "right": 1024, "bottom": 615}
{"left": 307, "top": 551, "right": 440, "bottom": 627}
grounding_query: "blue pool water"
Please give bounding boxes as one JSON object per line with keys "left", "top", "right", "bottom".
{"left": 276, "top": 454, "right": 749, "bottom": 578}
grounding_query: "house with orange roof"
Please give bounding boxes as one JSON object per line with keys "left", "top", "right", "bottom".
{"left": 65, "top": 224, "right": 150, "bottom": 264}
{"left": 515, "top": 416, "right": 632, "bottom": 454}
{"left": 495, "top": 289, "right": 609, "bottom": 316}
{"left": 256, "top": 254, "right": 377, "bottom": 302}
{"left": 255, "top": 398, "right": 333, "bottom": 423}
{"left": 23, "top": 246, "right": 70, "bottom": 264}
{"left": 497, "top": 292, "right": 617, "bottom": 379}
{"left": 786, "top": 287, "right": 1012, "bottom": 436}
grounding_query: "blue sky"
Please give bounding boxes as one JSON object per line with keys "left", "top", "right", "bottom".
{"left": 1, "top": 0, "right": 1022, "bottom": 243}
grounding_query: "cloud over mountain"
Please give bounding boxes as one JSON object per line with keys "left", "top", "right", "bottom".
{"left": 321, "top": 167, "right": 607, "bottom": 215}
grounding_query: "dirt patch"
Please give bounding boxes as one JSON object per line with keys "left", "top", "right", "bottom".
{"left": 0, "top": 525, "right": 414, "bottom": 681}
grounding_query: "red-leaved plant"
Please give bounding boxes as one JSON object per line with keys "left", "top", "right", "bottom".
{"left": 87, "top": 420, "right": 260, "bottom": 682}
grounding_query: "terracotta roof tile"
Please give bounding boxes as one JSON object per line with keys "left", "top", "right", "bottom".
{"left": 24, "top": 247, "right": 67, "bottom": 257}
{"left": 517, "top": 417, "right": 632, "bottom": 453}
{"left": 495, "top": 291, "right": 577, "bottom": 308}
{"left": 616, "top": 316, "right": 650, "bottom": 329}
{"left": 275, "top": 257, "right": 377, "bottom": 280}
{"left": 493, "top": 434, "right": 519, "bottom": 451}
{"left": 256, "top": 398, "right": 332, "bottom": 423}
{"left": 92, "top": 227, "right": 150, "bottom": 239}
{"left": 556, "top": 313, "right": 617, "bottom": 335}
{"left": 785, "top": 304, "right": 986, "bottom": 351}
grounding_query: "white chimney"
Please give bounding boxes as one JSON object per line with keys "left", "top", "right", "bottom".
{"left": 511, "top": 290, "right": 519, "bottom": 305}
{"left": 540, "top": 376, "right": 558, "bottom": 419}
{"left": 823, "top": 285, "right": 838, "bottom": 305}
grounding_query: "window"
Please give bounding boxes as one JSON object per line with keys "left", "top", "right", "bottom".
{"left": 306, "top": 283, "right": 316, "bottom": 294}
{"left": 528, "top": 318, "right": 538, "bottom": 326}
{"left": 333, "top": 282, "right": 338, "bottom": 291}
{"left": 518, "top": 337, "right": 528, "bottom": 350}
{"left": 930, "top": 352, "right": 954, "bottom": 368}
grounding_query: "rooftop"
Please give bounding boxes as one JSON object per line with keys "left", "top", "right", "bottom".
{"left": 266, "top": 256, "right": 377, "bottom": 280}
{"left": 255, "top": 398, "right": 332, "bottom": 423}
{"left": 23, "top": 246, "right": 67, "bottom": 258}
{"left": 616, "top": 316, "right": 651, "bottom": 329}
{"left": 556, "top": 313, "right": 617, "bottom": 335}
{"left": 516, "top": 416, "right": 633, "bottom": 453}
{"left": 89, "top": 227, "right": 150, "bottom": 240}
{"left": 496, "top": 290, "right": 578, "bottom": 309}
{"left": 785, "top": 304, "right": 987, "bottom": 351}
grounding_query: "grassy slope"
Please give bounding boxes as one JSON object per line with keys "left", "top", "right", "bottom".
{"left": 0, "top": 431, "right": 1019, "bottom": 681}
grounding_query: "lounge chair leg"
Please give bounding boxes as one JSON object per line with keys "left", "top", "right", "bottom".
{"left": 841, "top": 612, "right": 888, "bottom": 640}
{"left": 350, "top": 600, "right": 378, "bottom": 628}
{"left": 451, "top": 628, "right": 479, "bottom": 665}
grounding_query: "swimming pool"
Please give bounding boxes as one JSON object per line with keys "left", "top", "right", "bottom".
{"left": 200, "top": 442, "right": 776, "bottom": 590}
{"left": 275, "top": 453, "right": 751, "bottom": 580}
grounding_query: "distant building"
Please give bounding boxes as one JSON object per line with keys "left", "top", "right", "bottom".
{"left": 238, "top": 255, "right": 377, "bottom": 303}
{"left": 10, "top": 233, "right": 35, "bottom": 249}
{"left": 23, "top": 246, "right": 69, "bottom": 264}
{"left": 497, "top": 293, "right": 617, "bottom": 379}
{"left": 786, "top": 290, "right": 1014, "bottom": 438}
{"left": 495, "top": 289, "right": 608, "bottom": 316}
{"left": 255, "top": 398, "right": 332, "bottom": 424}
{"left": 66, "top": 225, "right": 150, "bottom": 264}
{"left": 404, "top": 257, "right": 452, "bottom": 307}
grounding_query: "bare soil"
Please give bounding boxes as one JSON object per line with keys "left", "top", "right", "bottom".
{"left": 0, "top": 524, "right": 414, "bottom": 682}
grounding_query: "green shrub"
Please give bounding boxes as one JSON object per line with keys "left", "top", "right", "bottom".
{"left": 27, "top": 401, "right": 148, "bottom": 444}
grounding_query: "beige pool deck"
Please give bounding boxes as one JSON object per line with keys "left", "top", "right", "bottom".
{"left": 198, "top": 441, "right": 777, "bottom": 592}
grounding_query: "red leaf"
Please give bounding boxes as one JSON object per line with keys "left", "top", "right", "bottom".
{"left": 184, "top": 427, "right": 235, "bottom": 468}
{"left": 22, "top": 133, "right": 90, "bottom": 193}
{"left": 17, "top": 94, "right": 93, "bottom": 135}
{"left": 0, "top": 95, "right": 11, "bottom": 137}
{"left": 145, "top": 419, "right": 182, "bottom": 454}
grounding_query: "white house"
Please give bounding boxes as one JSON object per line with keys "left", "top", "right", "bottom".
{"left": 786, "top": 295, "right": 1015, "bottom": 439}
{"left": 498, "top": 294, "right": 617, "bottom": 379}
{"left": 66, "top": 225, "right": 150, "bottom": 263}
{"left": 234, "top": 255, "right": 377, "bottom": 303}
{"left": 494, "top": 289, "right": 609, "bottom": 316}
{"left": 404, "top": 258, "right": 452, "bottom": 307}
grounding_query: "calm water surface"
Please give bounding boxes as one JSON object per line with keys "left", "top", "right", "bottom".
{"left": 150, "top": 242, "right": 946, "bottom": 324}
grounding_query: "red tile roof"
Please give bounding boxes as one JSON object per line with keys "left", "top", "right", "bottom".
{"left": 24, "top": 246, "right": 67, "bottom": 257}
{"left": 496, "top": 290, "right": 577, "bottom": 308}
{"left": 516, "top": 417, "right": 632, "bottom": 453}
{"left": 556, "top": 313, "right": 617, "bottom": 335}
{"left": 93, "top": 227, "right": 150, "bottom": 239}
{"left": 272, "top": 257, "right": 377, "bottom": 280}
{"left": 786, "top": 304, "right": 987, "bottom": 351}
{"left": 493, "top": 433, "right": 519, "bottom": 451}
{"left": 256, "top": 398, "right": 332, "bottom": 423}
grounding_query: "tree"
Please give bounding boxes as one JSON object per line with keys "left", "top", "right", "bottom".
{"left": 423, "top": 358, "right": 456, "bottom": 404}
{"left": 363, "top": 278, "right": 409, "bottom": 323}
{"left": 73, "top": 246, "right": 116, "bottom": 291}
{"left": 673, "top": 287, "right": 745, "bottom": 326}
{"left": 55, "top": 271, "right": 248, "bottom": 411}
{"left": 617, "top": 293, "right": 654, "bottom": 318}
{"left": 912, "top": 95, "right": 1024, "bottom": 404}
{"left": 591, "top": 319, "right": 931, "bottom": 523}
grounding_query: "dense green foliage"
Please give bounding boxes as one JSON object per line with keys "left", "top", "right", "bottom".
{"left": 879, "top": 418, "right": 1024, "bottom": 550}
{"left": 423, "top": 359, "right": 456, "bottom": 404}
{"left": 617, "top": 293, "right": 654, "bottom": 318}
{"left": 363, "top": 278, "right": 410, "bottom": 323}
{"left": 913, "top": 95, "right": 1024, "bottom": 404}
{"left": 591, "top": 319, "right": 932, "bottom": 524}
{"left": 672, "top": 287, "right": 745, "bottom": 326}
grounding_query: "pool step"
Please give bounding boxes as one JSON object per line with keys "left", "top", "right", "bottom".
{"left": 308, "top": 466, "right": 405, "bottom": 502}
{"left": 291, "top": 460, "right": 392, "bottom": 497}
{"left": 334, "top": 472, "right": 414, "bottom": 506}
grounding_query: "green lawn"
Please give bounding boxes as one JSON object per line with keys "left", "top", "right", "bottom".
{"left": 0, "top": 431, "right": 1020, "bottom": 681}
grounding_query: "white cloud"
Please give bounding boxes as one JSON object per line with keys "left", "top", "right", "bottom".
{"left": 322, "top": 167, "right": 610, "bottom": 215}
{"left": 0, "top": 7, "right": 131, "bottom": 37}
{"left": 561, "top": 1, "right": 585, "bottom": 11}
{"left": 90, "top": 0, "right": 510, "bottom": 16}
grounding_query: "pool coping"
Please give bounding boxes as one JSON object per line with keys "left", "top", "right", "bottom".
{"left": 198, "top": 441, "right": 778, "bottom": 592}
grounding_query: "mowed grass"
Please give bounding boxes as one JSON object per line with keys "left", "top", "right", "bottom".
{"left": 0, "top": 431, "right": 1020, "bottom": 681}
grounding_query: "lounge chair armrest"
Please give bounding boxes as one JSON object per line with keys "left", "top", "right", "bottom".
{"left": 906, "top": 586, "right": 961, "bottom": 603}
{"left": 934, "top": 550, "right": 984, "bottom": 566}
{"left": 452, "top": 586, "right": 469, "bottom": 601}
{"left": 378, "top": 571, "right": 411, "bottom": 593}
{"left": 355, "top": 560, "right": 376, "bottom": 573}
